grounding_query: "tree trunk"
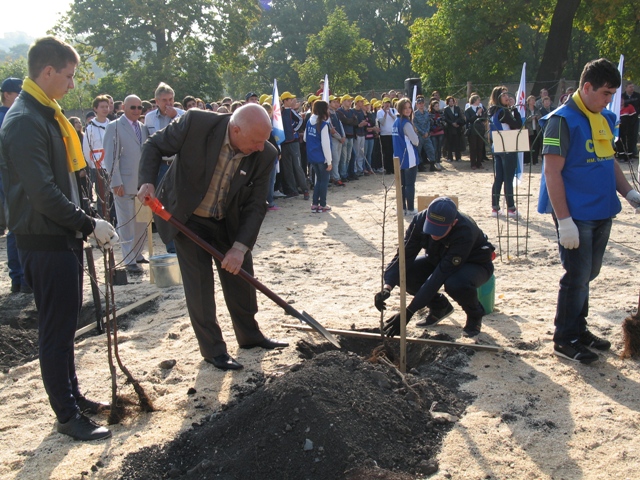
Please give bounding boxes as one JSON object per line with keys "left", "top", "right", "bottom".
{"left": 531, "top": 0, "right": 582, "bottom": 102}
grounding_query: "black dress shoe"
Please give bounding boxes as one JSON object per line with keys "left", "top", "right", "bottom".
{"left": 240, "top": 337, "right": 289, "bottom": 350}
{"left": 77, "top": 397, "right": 110, "bottom": 415}
{"left": 205, "top": 353, "right": 244, "bottom": 370}
{"left": 126, "top": 264, "right": 143, "bottom": 274}
{"left": 136, "top": 257, "right": 149, "bottom": 264}
{"left": 56, "top": 412, "right": 112, "bottom": 441}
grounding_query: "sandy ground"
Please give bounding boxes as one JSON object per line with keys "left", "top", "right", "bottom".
{"left": 1, "top": 157, "right": 639, "bottom": 479}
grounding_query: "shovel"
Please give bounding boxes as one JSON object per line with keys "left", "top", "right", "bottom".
{"left": 145, "top": 197, "right": 340, "bottom": 348}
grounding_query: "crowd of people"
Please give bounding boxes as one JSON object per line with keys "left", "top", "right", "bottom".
{"left": 1, "top": 35, "right": 640, "bottom": 444}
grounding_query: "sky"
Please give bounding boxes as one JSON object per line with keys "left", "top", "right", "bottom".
{"left": 1, "top": 0, "right": 73, "bottom": 40}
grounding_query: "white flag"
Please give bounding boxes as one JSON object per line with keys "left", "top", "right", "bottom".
{"left": 514, "top": 63, "right": 526, "bottom": 185}
{"left": 607, "top": 55, "right": 624, "bottom": 140}
{"left": 272, "top": 79, "right": 285, "bottom": 145}
{"left": 322, "top": 74, "right": 329, "bottom": 102}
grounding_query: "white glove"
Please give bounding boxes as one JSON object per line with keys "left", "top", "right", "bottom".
{"left": 93, "top": 219, "right": 119, "bottom": 250}
{"left": 557, "top": 217, "right": 579, "bottom": 249}
{"left": 625, "top": 190, "right": 640, "bottom": 209}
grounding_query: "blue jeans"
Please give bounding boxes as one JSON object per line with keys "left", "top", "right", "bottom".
{"left": 311, "top": 163, "right": 330, "bottom": 207}
{"left": 330, "top": 139, "right": 342, "bottom": 181}
{"left": 354, "top": 136, "right": 365, "bottom": 174}
{"left": 430, "top": 135, "right": 443, "bottom": 162}
{"left": 553, "top": 217, "right": 612, "bottom": 344}
{"left": 401, "top": 166, "right": 418, "bottom": 211}
{"left": 491, "top": 152, "right": 518, "bottom": 210}
{"left": 339, "top": 137, "right": 354, "bottom": 179}
{"left": 419, "top": 136, "right": 436, "bottom": 163}
{"left": 364, "top": 138, "right": 374, "bottom": 171}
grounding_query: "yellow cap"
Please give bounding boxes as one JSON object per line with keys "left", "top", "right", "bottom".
{"left": 280, "top": 91, "right": 296, "bottom": 101}
{"left": 340, "top": 94, "right": 354, "bottom": 102}
{"left": 307, "top": 95, "right": 320, "bottom": 103}
{"left": 382, "top": 97, "right": 391, "bottom": 103}
{"left": 258, "top": 94, "right": 268, "bottom": 104}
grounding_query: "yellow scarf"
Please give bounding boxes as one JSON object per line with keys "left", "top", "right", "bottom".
{"left": 571, "top": 90, "right": 615, "bottom": 158}
{"left": 22, "top": 78, "right": 87, "bottom": 172}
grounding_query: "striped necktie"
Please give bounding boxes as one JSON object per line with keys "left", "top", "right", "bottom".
{"left": 133, "top": 121, "right": 142, "bottom": 144}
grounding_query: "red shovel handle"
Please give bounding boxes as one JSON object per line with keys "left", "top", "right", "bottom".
{"left": 146, "top": 196, "right": 172, "bottom": 222}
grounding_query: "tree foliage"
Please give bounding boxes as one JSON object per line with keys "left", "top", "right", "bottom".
{"left": 581, "top": 0, "right": 640, "bottom": 80}
{"left": 410, "top": 0, "right": 537, "bottom": 93}
{"left": 294, "top": 9, "right": 371, "bottom": 94}
{"left": 22, "top": 0, "right": 640, "bottom": 106}
{"left": 57, "top": 0, "right": 223, "bottom": 100}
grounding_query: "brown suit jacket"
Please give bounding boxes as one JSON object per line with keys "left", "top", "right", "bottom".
{"left": 138, "top": 110, "right": 276, "bottom": 248}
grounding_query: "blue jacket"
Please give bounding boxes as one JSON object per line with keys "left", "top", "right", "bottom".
{"left": 537, "top": 101, "right": 620, "bottom": 221}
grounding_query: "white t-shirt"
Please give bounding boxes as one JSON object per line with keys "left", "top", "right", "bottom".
{"left": 82, "top": 118, "right": 110, "bottom": 169}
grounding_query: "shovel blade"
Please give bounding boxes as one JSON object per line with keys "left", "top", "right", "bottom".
{"left": 298, "top": 310, "right": 340, "bottom": 348}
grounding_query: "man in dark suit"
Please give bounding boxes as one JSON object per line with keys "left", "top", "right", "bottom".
{"left": 137, "top": 104, "right": 288, "bottom": 370}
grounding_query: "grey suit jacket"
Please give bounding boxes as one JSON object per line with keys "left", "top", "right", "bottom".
{"left": 138, "top": 110, "right": 277, "bottom": 247}
{"left": 103, "top": 115, "right": 148, "bottom": 195}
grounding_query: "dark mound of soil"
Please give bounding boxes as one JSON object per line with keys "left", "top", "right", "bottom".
{"left": 119, "top": 342, "right": 474, "bottom": 480}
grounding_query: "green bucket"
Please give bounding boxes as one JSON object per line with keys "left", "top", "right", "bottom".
{"left": 477, "top": 274, "right": 495, "bottom": 314}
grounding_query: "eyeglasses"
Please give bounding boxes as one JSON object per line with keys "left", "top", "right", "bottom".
{"left": 129, "top": 105, "right": 143, "bottom": 110}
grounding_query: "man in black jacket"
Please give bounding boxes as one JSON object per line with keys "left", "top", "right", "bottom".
{"left": 376, "top": 197, "right": 494, "bottom": 337}
{"left": 0, "top": 37, "right": 118, "bottom": 441}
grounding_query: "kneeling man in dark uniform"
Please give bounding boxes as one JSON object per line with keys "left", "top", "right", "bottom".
{"left": 376, "top": 197, "right": 495, "bottom": 337}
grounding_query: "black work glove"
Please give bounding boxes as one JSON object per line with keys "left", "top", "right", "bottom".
{"left": 382, "top": 310, "right": 414, "bottom": 338}
{"left": 375, "top": 288, "right": 391, "bottom": 312}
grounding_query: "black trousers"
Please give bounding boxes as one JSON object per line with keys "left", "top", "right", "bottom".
{"left": 174, "top": 215, "right": 265, "bottom": 359}
{"left": 380, "top": 135, "right": 394, "bottom": 173}
{"left": 406, "top": 255, "right": 492, "bottom": 319}
{"left": 21, "top": 247, "right": 84, "bottom": 422}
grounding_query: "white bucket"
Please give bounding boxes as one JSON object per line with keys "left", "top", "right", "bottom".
{"left": 149, "top": 254, "right": 182, "bottom": 288}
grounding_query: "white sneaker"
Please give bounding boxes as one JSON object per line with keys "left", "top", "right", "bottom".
{"left": 273, "top": 190, "right": 286, "bottom": 198}
{"left": 507, "top": 209, "right": 520, "bottom": 219}
{"left": 405, "top": 209, "right": 418, "bottom": 216}
{"left": 491, "top": 209, "right": 500, "bottom": 218}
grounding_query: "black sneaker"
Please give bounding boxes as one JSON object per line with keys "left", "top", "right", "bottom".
{"left": 56, "top": 412, "right": 112, "bottom": 441}
{"left": 415, "top": 302, "right": 454, "bottom": 327}
{"left": 579, "top": 330, "right": 611, "bottom": 351}
{"left": 463, "top": 317, "right": 482, "bottom": 337}
{"left": 554, "top": 341, "right": 599, "bottom": 364}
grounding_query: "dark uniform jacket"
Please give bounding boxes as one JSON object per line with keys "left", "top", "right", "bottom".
{"left": 138, "top": 109, "right": 277, "bottom": 249}
{"left": 384, "top": 209, "right": 494, "bottom": 309}
{"left": 0, "top": 91, "right": 94, "bottom": 251}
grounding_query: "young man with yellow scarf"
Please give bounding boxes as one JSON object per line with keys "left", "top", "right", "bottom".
{"left": 538, "top": 58, "right": 640, "bottom": 364}
{"left": 0, "top": 37, "right": 118, "bottom": 440}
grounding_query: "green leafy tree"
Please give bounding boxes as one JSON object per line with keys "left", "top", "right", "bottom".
{"left": 410, "top": 0, "right": 535, "bottom": 93}
{"left": 57, "top": 0, "right": 223, "bottom": 101}
{"left": 294, "top": 8, "right": 371, "bottom": 94}
{"left": 581, "top": 0, "right": 640, "bottom": 80}
{"left": 0, "top": 57, "right": 27, "bottom": 83}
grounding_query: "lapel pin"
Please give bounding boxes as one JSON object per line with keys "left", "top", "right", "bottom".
{"left": 240, "top": 170, "right": 247, "bottom": 176}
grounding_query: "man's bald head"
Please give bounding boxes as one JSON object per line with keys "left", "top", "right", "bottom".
{"left": 123, "top": 95, "right": 142, "bottom": 121}
{"left": 229, "top": 103, "right": 273, "bottom": 155}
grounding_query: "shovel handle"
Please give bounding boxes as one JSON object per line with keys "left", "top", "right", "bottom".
{"left": 145, "top": 196, "right": 296, "bottom": 313}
